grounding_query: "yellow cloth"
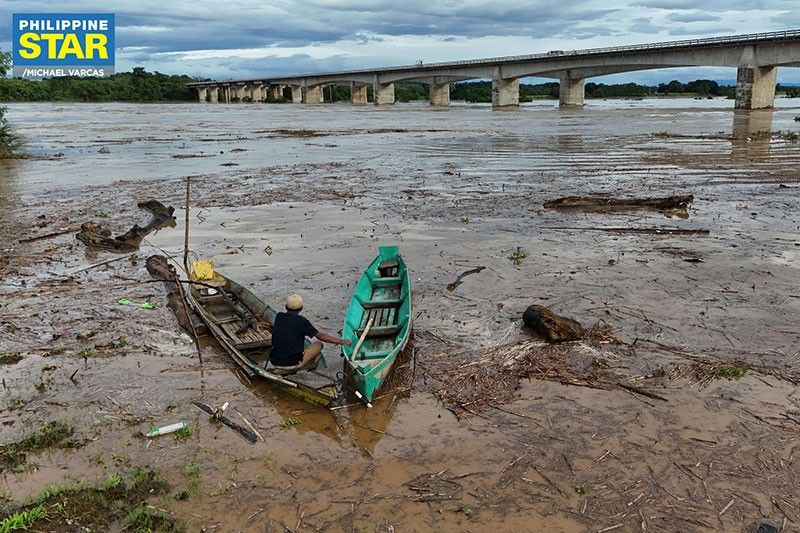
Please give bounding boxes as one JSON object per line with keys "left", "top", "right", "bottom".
{"left": 192, "top": 259, "right": 226, "bottom": 287}
{"left": 193, "top": 259, "right": 215, "bottom": 280}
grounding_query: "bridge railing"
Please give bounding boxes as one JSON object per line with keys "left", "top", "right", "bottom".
{"left": 188, "top": 28, "right": 800, "bottom": 86}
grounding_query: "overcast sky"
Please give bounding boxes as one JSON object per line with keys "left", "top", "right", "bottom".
{"left": 3, "top": 0, "right": 799, "bottom": 83}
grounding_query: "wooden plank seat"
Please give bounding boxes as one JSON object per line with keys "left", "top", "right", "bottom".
{"left": 356, "top": 324, "right": 401, "bottom": 338}
{"left": 361, "top": 349, "right": 392, "bottom": 359}
{"left": 361, "top": 299, "right": 402, "bottom": 309}
{"left": 220, "top": 322, "right": 272, "bottom": 350}
{"left": 378, "top": 258, "right": 400, "bottom": 278}
{"left": 372, "top": 277, "right": 402, "bottom": 288}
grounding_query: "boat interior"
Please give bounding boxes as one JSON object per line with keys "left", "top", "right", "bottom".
{"left": 351, "top": 258, "right": 407, "bottom": 362}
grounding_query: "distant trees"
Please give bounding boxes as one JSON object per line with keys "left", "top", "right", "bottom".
{"left": 654, "top": 79, "right": 734, "bottom": 97}
{"left": 447, "top": 78, "right": 738, "bottom": 102}
{"left": 777, "top": 84, "right": 800, "bottom": 97}
{"left": 0, "top": 68, "right": 204, "bottom": 102}
{"left": 0, "top": 49, "right": 22, "bottom": 158}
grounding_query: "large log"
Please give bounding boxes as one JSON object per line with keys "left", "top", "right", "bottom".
{"left": 522, "top": 305, "right": 583, "bottom": 343}
{"left": 543, "top": 194, "right": 693, "bottom": 210}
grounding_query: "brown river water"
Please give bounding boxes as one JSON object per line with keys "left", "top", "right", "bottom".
{"left": 1, "top": 98, "right": 799, "bottom": 532}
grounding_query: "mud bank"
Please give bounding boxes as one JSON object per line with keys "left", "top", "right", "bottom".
{"left": 1, "top": 101, "right": 799, "bottom": 532}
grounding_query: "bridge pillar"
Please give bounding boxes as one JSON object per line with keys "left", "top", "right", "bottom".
{"left": 271, "top": 85, "right": 284, "bottom": 101}
{"left": 559, "top": 74, "right": 585, "bottom": 107}
{"left": 223, "top": 86, "right": 231, "bottom": 103}
{"left": 248, "top": 84, "right": 264, "bottom": 102}
{"left": 208, "top": 87, "right": 219, "bottom": 103}
{"left": 304, "top": 85, "right": 324, "bottom": 104}
{"left": 492, "top": 69, "right": 519, "bottom": 108}
{"left": 735, "top": 66, "right": 777, "bottom": 109}
{"left": 429, "top": 79, "right": 450, "bottom": 107}
{"left": 197, "top": 87, "right": 208, "bottom": 102}
{"left": 373, "top": 81, "right": 395, "bottom": 105}
{"left": 351, "top": 83, "right": 368, "bottom": 105}
{"left": 290, "top": 86, "right": 303, "bottom": 104}
{"left": 233, "top": 85, "right": 247, "bottom": 102}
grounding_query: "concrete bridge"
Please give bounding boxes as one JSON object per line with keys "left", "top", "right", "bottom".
{"left": 187, "top": 29, "right": 800, "bottom": 109}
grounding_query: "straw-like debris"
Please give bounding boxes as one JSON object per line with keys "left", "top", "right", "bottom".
{"left": 405, "top": 471, "right": 462, "bottom": 502}
{"left": 430, "top": 338, "right": 621, "bottom": 415}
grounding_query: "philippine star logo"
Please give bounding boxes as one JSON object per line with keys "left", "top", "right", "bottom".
{"left": 12, "top": 13, "right": 115, "bottom": 78}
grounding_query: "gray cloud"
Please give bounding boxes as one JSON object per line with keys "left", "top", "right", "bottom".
{"left": 666, "top": 12, "right": 722, "bottom": 23}
{"left": 2, "top": 0, "right": 797, "bottom": 82}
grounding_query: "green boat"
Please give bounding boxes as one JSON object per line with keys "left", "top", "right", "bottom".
{"left": 342, "top": 246, "right": 412, "bottom": 404}
{"left": 186, "top": 261, "right": 338, "bottom": 407}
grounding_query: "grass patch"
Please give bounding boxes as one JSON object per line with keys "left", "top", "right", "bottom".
{"left": 177, "top": 461, "right": 201, "bottom": 497}
{"left": 0, "top": 421, "right": 78, "bottom": 471}
{"left": 174, "top": 426, "right": 193, "bottom": 442}
{"left": 2, "top": 468, "right": 179, "bottom": 532}
{"left": 717, "top": 365, "right": 748, "bottom": 380}
{"left": 126, "top": 505, "right": 181, "bottom": 532}
{"left": 180, "top": 462, "right": 199, "bottom": 478}
{"left": 0, "top": 504, "right": 47, "bottom": 533}
{"left": 8, "top": 397, "right": 24, "bottom": 409}
{"left": 508, "top": 247, "right": 528, "bottom": 266}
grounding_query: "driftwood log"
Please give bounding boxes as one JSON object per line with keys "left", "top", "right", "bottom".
{"left": 543, "top": 194, "right": 693, "bottom": 210}
{"left": 76, "top": 200, "right": 176, "bottom": 252}
{"left": 446, "top": 266, "right": 485, "bottom": 292}
{"left": 522, "top": 305, "right": 583, "bottom": 343}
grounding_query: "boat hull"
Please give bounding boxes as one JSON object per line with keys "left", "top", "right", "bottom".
{"left": 186, "top": 269, "right": 337, "bottom": 407}
{"left": 341, "top": 246, "right": 412, "bottom": 403}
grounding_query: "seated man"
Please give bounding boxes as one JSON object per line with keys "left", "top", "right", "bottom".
{"left": 270, "top": 294, "right": 351, "bottom": 375}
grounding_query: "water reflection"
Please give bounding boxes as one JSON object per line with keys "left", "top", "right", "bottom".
{"left": 731, "top": 109, "right": 774, "bottom": 160}
{"left": 343, "top": 392, "right": 400, "bottom": 455}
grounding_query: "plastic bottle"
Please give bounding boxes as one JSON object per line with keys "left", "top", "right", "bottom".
{"left": 146, "top": 421, "right": 186, "bottom": 437}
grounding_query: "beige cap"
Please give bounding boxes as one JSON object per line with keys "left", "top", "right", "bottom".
{"left": 286, "top": 294, "right": 303, "bottom": 310}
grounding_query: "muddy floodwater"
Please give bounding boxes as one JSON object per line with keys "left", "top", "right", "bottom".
{"left": 1, "top": 99, "right": 799, "bottom": 532}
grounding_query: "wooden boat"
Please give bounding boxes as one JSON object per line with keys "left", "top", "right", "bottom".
{"left": 186, "top": 261, "right": 337, "bottom": 406}
{"left": 342, "top": 246, "right": 412, "bottom": 404}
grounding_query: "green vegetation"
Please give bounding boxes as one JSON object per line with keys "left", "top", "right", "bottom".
{"left": 717, "top": 365, "right": 748, "bottom": 380}
{"left": 0, "top": 50, "right": 22, "bottom": 158}
{"left": 508, "top": 247, "right": 528, "bottom": 265}
{"left": 778, "top": 84, "right": 800, "bottom": 97}
{"left": 280, "top": 416, "right": 301, "bottom": 429}
{"left": 126, "top": 505, "right": 181, "bottom": 531}
{"left": 8, "top": 397, "right": 25, "bottom": 409}
{"left": 2, "top": 468, "right": 180, "bottom": 532}
{"left": 0, "top": 421, "right": 78, "bottom": 471}
{"left": 448, "top": 78, "right": 739, "bottom": 103}
{"left": 174, "top": 426, "right": 193, "bottom": 442}
{"left": 0, "top": 504, "right": 47, "bottom": 533}
{"left": 0, "top": 67, "right": 203, "bottom": 102}
{"left": 574, "top": 484, "right": 587, "bottom": 495}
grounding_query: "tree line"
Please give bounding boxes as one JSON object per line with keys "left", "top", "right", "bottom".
{"left": 0, "top": 67, "right": 202, "bottom": 102}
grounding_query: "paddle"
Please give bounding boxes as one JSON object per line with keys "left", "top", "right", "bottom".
{"left": 351, "top": 317, "right": 373, "bottom": 360}
{"left": 349, "top": 318, "right": 374, "bottom": 408}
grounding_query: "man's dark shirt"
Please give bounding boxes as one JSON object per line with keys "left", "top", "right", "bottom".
{"left": 270, "top": 311, "right": 318, "bottom": 366}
